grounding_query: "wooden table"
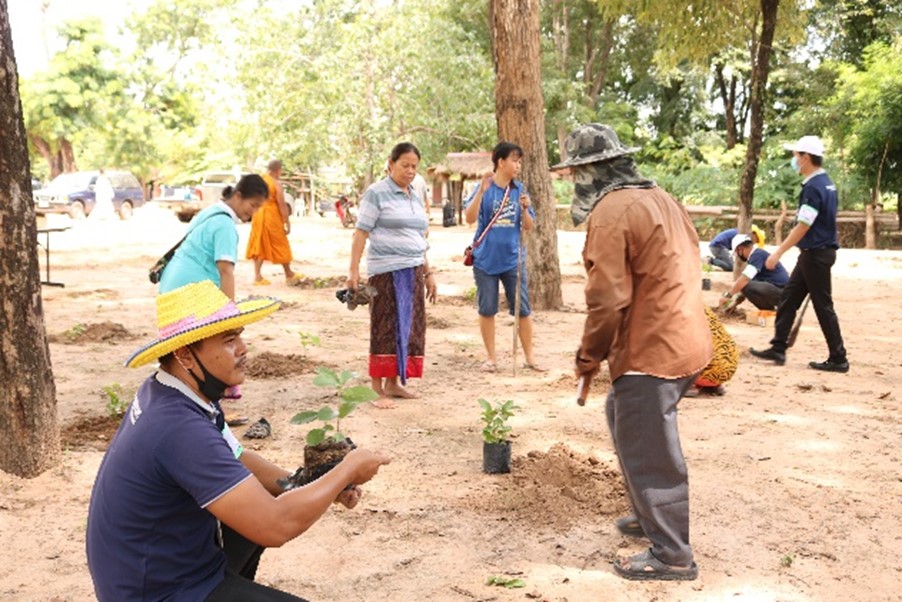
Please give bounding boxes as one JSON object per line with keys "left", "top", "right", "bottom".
{"left": 36, "top": 226, "right": 70, "bottom": 287}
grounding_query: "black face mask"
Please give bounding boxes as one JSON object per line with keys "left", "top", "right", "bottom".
{"left": 187, "top": 347, "right": 230, "bottom": 402}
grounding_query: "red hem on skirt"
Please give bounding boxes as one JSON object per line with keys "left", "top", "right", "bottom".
{"left": 370, "top": 354, "right": 424, "bottom": 379}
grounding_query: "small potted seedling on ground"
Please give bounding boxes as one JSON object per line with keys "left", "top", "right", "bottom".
{"left": 283, "top": 367, "right": 378, "bottom": 489}
{"left": 479, "top": 398, "right": 520, "bottom": 474}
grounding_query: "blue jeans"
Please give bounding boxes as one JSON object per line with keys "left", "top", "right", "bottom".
{"left": 473, "top": 266, "right": 531, "bottom": 318}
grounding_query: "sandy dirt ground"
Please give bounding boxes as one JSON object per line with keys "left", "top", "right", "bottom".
{"left": 1, "top": 203, "right": 901, "bottom": 602}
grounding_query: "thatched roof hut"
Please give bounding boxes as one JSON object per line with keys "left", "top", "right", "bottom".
{"left": 428, "top": 152, "right": 492, "bottom": 180}
{"left": 427, "top": 152, "right": 493, "bottom": 225}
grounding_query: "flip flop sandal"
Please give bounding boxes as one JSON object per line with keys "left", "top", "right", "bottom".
{"left": 243, "top": 417, "right": 271, "bottom": 439}
{"left": 480, "top": 361, "right": 497, "bottom": 373}
{"left": 613, "top": 549, "right": 698, "bottom": 581}
{"left": 253, "top": 278, "right": 271, "bottom": 286}
{"left": 615, "top": 515, "right": 645, "bottom": 538}
{"left": 225, "top": 414, "right": 249, "bottom": 427}
{"left": 285, "top": 275, "right": 305, "bottom": 287}
{"left": 522, "top": 362, "right": 548, "bottom": 373}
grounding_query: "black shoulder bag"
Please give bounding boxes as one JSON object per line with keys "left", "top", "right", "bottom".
{"left": 148, "top": 211, "right": 233, "bottom": 284}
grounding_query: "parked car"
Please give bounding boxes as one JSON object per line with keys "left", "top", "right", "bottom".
{"left": 152, "top": 186, "right": 203, "bottom": 223}
{"left": 34, "top": 171, "right": 145, "bottom": 219}
{"left": 163, "top": 170, "right": 296, "bottom": 223}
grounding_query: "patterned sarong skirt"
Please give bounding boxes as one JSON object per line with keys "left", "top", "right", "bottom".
{"left": 368, "top": 265, "right": 425, "bottom": 382}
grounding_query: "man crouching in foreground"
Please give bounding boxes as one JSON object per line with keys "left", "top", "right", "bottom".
{"left": 86, "top": 280, "right": 389, "bottom": 601}
{"left": 553, "top": 124, "right": 711, "bottom": 581}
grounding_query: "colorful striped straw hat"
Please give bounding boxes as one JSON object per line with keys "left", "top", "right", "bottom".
{"left": 125, "top": 280, "right": 280, "bottom": 368}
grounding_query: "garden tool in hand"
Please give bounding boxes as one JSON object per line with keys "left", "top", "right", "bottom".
{"left": 787, "top": 295, "right": 809, "bottom": 348}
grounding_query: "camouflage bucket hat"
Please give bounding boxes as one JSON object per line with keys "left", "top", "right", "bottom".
{"left": 551, "top": 123, "right": 640, "bottom": 170}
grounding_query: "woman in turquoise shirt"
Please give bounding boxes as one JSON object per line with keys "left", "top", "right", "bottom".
{"left": 159, "top": 175, "right": 268, "bottom": 300}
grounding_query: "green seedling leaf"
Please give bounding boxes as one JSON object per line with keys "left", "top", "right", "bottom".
{"left": 290, "top": 410, "right": 321, "bottom": 424}
{"left": 342, "top": 385, "right": 379, "bottom": 403}
{"left": 306, "top": 429, "right": 326, "bottom": 446}
{"left": 338, "top": 399, "right": 360, "bottom": 418}
{"left": 316, "top": 407, "right": 338, "bottom": 421}
{"left": 486, "top": 576, "right": 526, "bottom": 589}
{"left": 337, "top": 369, "right": 356, "bottom": 386}
{"left": 313, "top": 367, "right": 341, "bottom": 388}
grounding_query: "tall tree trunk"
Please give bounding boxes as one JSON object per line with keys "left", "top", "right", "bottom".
{"left": 59, "top": 137, "right": 77, "bottom": 172}
{"left": 28, "top": 134, "right": 63, "bottom": 179}
{"left": 0, "top": 0, "right": 59, "bottom": 477}
{"left": 867, "top": 140, "right": 890, "bottom": 249}
{"left": 491, "top": 0, "right": 562, "bottom": 310}
{"left": 737, "top": 0, "right": 779, "bottom": 237}
{"left": 714, "top": 63, "right": 738, "bottom": 149}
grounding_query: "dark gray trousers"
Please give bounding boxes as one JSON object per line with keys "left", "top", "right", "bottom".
{"left": 605, "top": 373, "right": 696, "bottom": 566}
{"left": 708, "top": 245, "right": 733, "bottom": 272}
{"left": 742, "top": 280, "right": 783, "bottom": 310}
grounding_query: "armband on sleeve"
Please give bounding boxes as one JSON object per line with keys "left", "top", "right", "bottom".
{"left": 797, "top": 204, "right": 819, "bottom": 226}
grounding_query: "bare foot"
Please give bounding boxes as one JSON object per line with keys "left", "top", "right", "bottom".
{"left": 371, "top": 397, "right": 398, "bottom": 409}
{"left": 383, "top": 384, "right": 418, "bottom": 399}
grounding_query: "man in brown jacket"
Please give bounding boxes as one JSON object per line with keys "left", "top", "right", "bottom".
{"left": 553, "top": 124, "right": 712, "bottom": 581}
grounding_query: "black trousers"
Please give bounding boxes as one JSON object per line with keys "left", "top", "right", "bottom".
{"left": 770, "top": 247, "right": 846, "bottom": 361}
{"left": 742, "top": 280, "right": 783, "bottom": 311}
{"left": 205, "top": 525, "right": 307, "bottom": 601}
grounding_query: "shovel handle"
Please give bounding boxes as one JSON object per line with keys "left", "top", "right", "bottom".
{"left": 576, "top": 374, "right": 591, "bottom": 406}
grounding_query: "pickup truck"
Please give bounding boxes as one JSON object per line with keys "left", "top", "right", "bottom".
{"left": 156, "top": 171, "right": 296, "bottom": 222}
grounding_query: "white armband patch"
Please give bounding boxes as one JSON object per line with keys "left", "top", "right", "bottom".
{"left": 221, "top": 425, "right": 244, "bottom": 459}
{"left": 742, "top": 264, "right": 759, "bottom": 280}
{"left": 797, "top": 204, "right": 818, "bottom": 226}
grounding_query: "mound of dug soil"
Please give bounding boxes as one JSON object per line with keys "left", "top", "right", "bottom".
{"left": 290, "top": 275, "right": 346, "bottom": 290}
{"left": 547, "top": 368, "right": 611, "bottom": 393}
{"left": 244, "top": 352, "right": 318, "bottom": 379}
{"left": 49, "top": 322, "right": 136, "bottom": 345}
{"left": 471, "top": 443, "right": 629, "bottom": 531}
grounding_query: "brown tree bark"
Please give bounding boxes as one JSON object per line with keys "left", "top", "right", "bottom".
{"left": 491, "top": 0, "right": 562, "bottom": 310}
{"left": 28, "top": 134, "right": 63, "bottom": 179}
{"left": 714, "top": 62, "right": 738, "bottom": 149}
{"left": 736, "top": 0, "right": 779, "bottom": 237}
{"left": 0, "top": 0, "right": 59, "bottom": 477}
{"left": 59, "top": 138, "right": 77, "bottom": 172}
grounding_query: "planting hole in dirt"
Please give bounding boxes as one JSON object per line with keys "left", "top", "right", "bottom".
{"left": 48, "top": 322, "right": 136, "bottom": 345}
{"left": 426, "top": 314, "right": 452, "bottom": 329}
{"left": 244, "top": 352, "right": 319, "bottom": 379}
{"left": 61, "top": 414, "right": 122, "bottom": 451}
{"left": 468, "top": 443, "right": 629, "bottom": 530}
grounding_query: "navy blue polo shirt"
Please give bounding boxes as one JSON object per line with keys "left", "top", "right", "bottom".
{"left": 795, "top": 171, "right": 839, "bottom": 250}
{"left": 742, "top": 247, "right": 789, "bottom": 287}
{"left": 86, "top": 372, "right": 251, "bottom": 602}
{"left": 710, "top": 228, "right": 737, "bottom": 249}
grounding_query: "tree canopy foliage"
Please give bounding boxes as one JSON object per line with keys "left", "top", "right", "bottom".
{"left": 16, "top": 0, "right": 902, "bottom": 214}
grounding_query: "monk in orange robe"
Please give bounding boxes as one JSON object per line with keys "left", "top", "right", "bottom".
{"left": 245, "top": 159, "right": 301, "bottom": 285}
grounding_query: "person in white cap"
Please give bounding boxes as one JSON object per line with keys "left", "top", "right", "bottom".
{"left": 750, "top": 135, "right": 848, "bottom": 372}
{"left": 719, "top": 233, "right": 789, "bottom": 312}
